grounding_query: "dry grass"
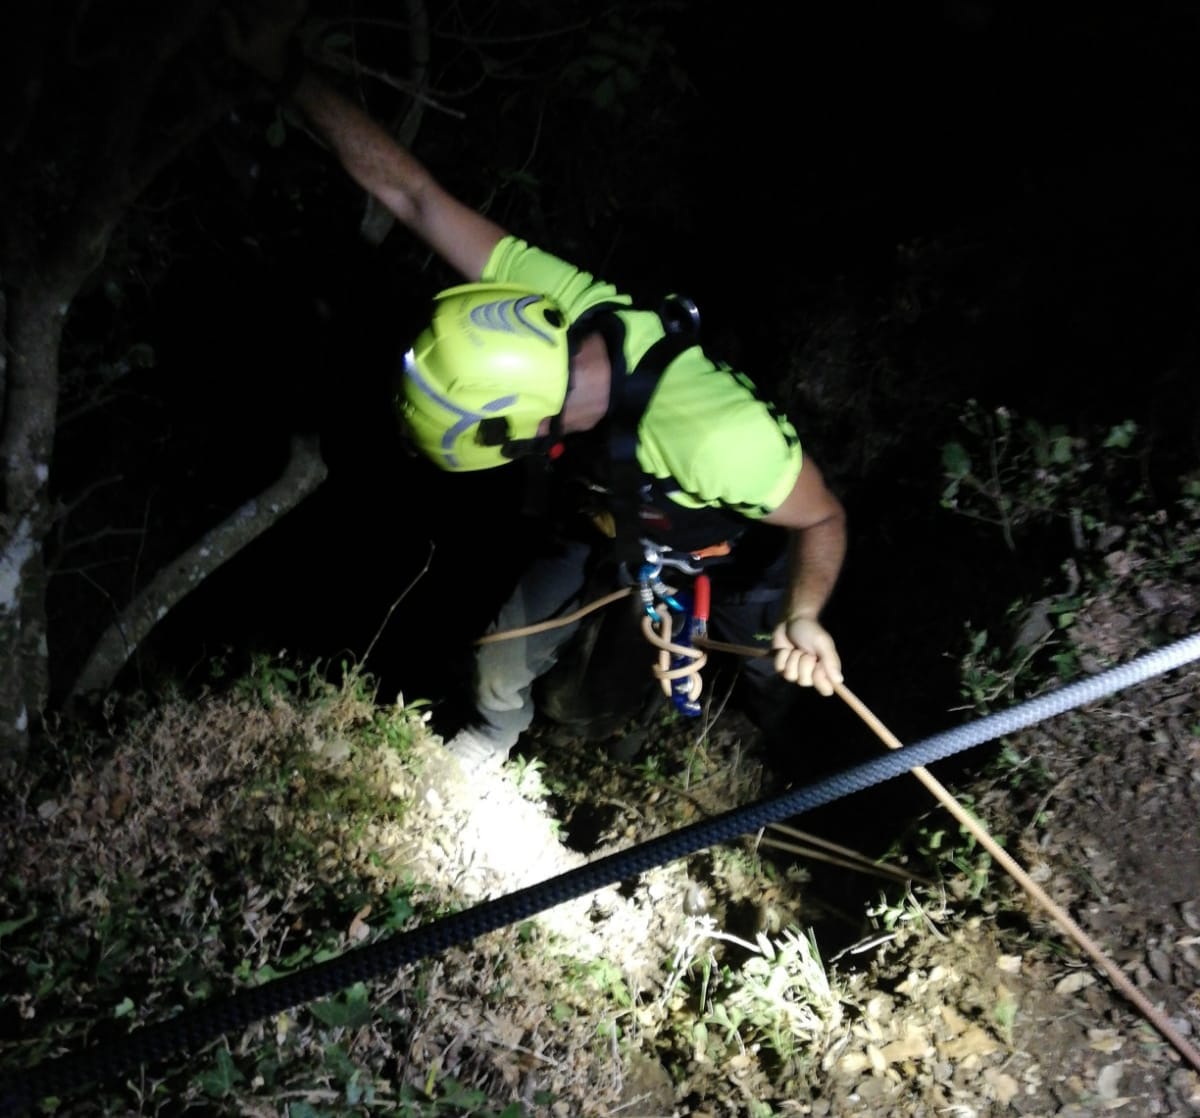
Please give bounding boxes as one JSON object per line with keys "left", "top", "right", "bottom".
{"left": 0, "top": 645, "right": 878, "bottom": 1116}
{"left": 0, "top": 663, "right": 636, "bottom": 1115}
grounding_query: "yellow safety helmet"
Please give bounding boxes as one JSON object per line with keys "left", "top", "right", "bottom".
{"left": 398, "top": 283, "right": 571, "bottom": 471}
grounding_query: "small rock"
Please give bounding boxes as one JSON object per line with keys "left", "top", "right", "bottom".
{"left": 619, "top": 1053, "right": 675, "bottom": 1116}
{"left": 1148, "top": 948, "right": 1173, "bottom": 984}
{"left": 852, "top": 1075, "right": 893, "bottom": 1105}
{"left": 1169, "top": 1068, "right": 1200, "bottom": 1109}
{"left": 1095, "top": 1062, "right": 1124, "bottom": 1100}
{"left": 1181, "top": 900, "right": 1200, "bottom": 931}
{"left": 1168, "top": 1014, "right": 1193, "bottom": 1037}
{"left": 1137, "top": 585, "right": 1166, "bottom": 610}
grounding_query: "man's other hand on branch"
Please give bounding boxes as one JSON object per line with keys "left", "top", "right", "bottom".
{"left": 220, "top": 0, "right": 307, "bottom": 83}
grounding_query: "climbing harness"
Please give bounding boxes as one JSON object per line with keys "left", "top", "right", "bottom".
{"left": 587, "top": 291, "right": 748, "bottom": 566}
{"left": 4, "top": 630, "right": 1199, "bottom": 1115}
{"left": 490, "top": 289, "right": 756, "bottom": 711}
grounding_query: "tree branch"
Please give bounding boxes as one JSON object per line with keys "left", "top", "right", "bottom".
{"left": 358, "top": 0, "right": 430, "bottom": 246}
{"left": 68, "top": 433, "right": 328, "bottom": 701}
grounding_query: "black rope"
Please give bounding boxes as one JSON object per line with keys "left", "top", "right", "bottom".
{"left": 3, "top": 631, "right": 1198, "bottom": 1115}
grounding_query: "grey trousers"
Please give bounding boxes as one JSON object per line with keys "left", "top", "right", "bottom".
{"left": 470, "top": 538, "right": 594, "bottom": 751}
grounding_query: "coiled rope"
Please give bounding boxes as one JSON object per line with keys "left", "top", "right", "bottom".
{"left": 2, "top": 631, "right": 1198, "bottom": 1115}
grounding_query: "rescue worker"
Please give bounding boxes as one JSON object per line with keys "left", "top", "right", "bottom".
{"left": 225, "top": 12, "right": 848, "bottom": 772}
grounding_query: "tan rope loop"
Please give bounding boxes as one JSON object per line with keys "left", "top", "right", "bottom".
{"left": 474, "top": 587, "right": 633, "bottom": 645}
{"left": 472, "top": 585, "right": 708, "bottom": 702}
{"left": 641, "top": 609, "right": 706, "bottom": 700}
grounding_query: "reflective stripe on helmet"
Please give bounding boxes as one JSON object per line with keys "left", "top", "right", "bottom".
{"left": 402, "top": 351, "right": 517, "bottom": 470}
{"left": 468, "top": 294, "right": 557, "bottom": 345}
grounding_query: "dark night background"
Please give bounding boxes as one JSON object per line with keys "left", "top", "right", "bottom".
{"left": 39, "top": 0, "right": 1200, "bottom": 773}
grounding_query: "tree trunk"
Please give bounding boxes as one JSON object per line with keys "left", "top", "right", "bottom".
{"left": 67, "top": 433, "right": 328, "bottom": 702}
{"left": 0, "top": 0, "right": 232, "bottom": 757}
{"left": 0, "top": 280, "right": 70, "bottom": 759}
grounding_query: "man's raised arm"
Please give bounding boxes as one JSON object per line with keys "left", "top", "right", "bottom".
{"left": 223, "top": 6, "right": 505, "bottom": 281}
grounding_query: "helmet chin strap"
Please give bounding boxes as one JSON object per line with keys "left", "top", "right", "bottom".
{"left": 499, "top": 414, "right": 565, "bottom": 461}
{"left": 499, "top": 350, "right": 576, "bottom": 461}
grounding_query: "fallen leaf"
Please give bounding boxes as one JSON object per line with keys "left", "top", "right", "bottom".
{"left": 984, "top": 1068, "right": 1020, "bottom": 1104}
{"left": 1096, "top": 1063, "right": 1125, "bottom": 1100}
{"left": 938, "top": 1025, "right": 1001, "bottom": 1060}
{"left": 1088, "top": 1028, "right": 1125, "bottom": 1053}
{"left": 348, "top": 903, "right": 372, "bottom": 942}
{"left": 838, "top": 1052, "right": 871, "bottom": 1074}
{"left": 880, "top": 1029, "right": 931, "bottom": 1064}
{"left": 1055, "top": 971, "right": 1097, "bottom": 995}
{"left": 939, "top": 1005, "right": 971, "bottom": 1035}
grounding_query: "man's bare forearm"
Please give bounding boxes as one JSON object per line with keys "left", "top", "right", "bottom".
{"left": 290, "top": 72, "right": 426, "bottom": 209}
{"left": 783, "top": 512, "right": 846, "bottom": 623}
{"left": 286, "top": 70, "right": 504, "bottom": 279}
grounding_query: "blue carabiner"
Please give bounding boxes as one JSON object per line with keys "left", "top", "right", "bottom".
{"left": 637, "top": 543, "right": 682, "bottom": 617}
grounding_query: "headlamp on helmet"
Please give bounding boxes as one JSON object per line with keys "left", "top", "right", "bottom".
{"left": 398, "top": 283, "right": 571, "bottom": 471}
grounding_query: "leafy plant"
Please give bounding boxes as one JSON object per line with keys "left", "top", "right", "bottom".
{"left": 915, "top": 815, "right": 995, "bottom": 900}
{"left": 662, "top": 915, "right": 845, "bottom": 1073}
{"left": 992, "top": 986, "right": 1019, "bottom": 1046}
{"left": 193, "top": 1044, "right": 245, "bottom": 1100}
{"left": 990, "top": 741, "right": 1052, "bottom": 792}
{"left": 710, "top": 927, "right": 841, "bottom": 1063}
{"left": 235, "top": 649, "right": 302, "bottom": 707}
{"left": 940, "top": 401, "right": 1141, "bottom": 552}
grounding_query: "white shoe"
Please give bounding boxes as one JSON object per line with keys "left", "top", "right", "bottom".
{"left": 444, "top": 727, "right": 509, "bottom": 774}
